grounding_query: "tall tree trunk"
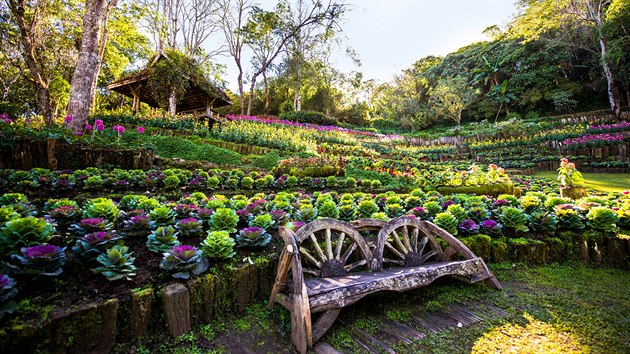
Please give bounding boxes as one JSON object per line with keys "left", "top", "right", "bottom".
{"left": 236, "top": 61, "right": 244, "bottom": 115}
{"left": 67, "top": 0, "right": 109, "bottom": 131}
{"left": 598, "top": 35, "right": 620, "bottom": 116}
{"left": 247, "top": 76, "right": 258, "bottom": 116}
{"left": 169, "top": 90, "right": 177, "bottom": 115}
{"left": 263, "top": 70, "right": 269, "bottom": 116}
{"left": 7, "top": 0, "right": 53, "bottom": 124}
{"left": 294, "top": 59, "right": 302, "bottom": 111}
{"left": 89, "top": 0, "right": 117, "bottom": 111}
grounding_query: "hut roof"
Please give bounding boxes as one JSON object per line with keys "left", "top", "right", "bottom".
{"left": 107, "top": 53, "right": 232, "bottom": 112}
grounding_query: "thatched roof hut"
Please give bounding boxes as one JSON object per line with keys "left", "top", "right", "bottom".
{"left": 107, "top": 52, "right": 232, "bottom": 120}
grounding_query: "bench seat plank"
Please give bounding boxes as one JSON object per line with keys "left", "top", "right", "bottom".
{"left": 301, "top": 258, "right": 487, "bottom": 312}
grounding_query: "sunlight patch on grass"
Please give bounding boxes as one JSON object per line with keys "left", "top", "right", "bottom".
{"left": 533, "top": 171, "right": 630, "bottom": 192}
{"left": 472, "top": 313, "right": 585, "bottom": 354}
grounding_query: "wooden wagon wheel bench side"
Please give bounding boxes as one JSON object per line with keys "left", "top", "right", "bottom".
{"left": 267, "top": 216, "right": 502, "bottom": 353}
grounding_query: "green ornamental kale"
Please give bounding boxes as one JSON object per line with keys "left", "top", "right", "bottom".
{"left": 92, "top": 245, "right": 137, "bottom": 281}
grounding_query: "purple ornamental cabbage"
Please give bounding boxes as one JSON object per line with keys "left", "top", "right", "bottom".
{"left": 480, "top": 219, "right": 503, "bottom": 235}
{"left": 160, "top": 245, "right": 208, "bottom": 279}
{"left": 235, "top": 227, "right": 271, "bottom": 247}
{"left": 72, "top": 231, "right": 122, "bottom": 258}
{"left": 10, "top": 244, "right": 67, "bottom": 277}
{"left": 458, "top": 219, "right": 480, "bottom": 234}
{"left": 409, "top": 207, "right": 427, "bottom": 218}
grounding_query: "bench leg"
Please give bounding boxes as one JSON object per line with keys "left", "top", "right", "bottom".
{"left": 291, "top": 284, "right": 312, "bottom": 354}
{"left": 312, "top": 309, "right": 341, "bottom": 343}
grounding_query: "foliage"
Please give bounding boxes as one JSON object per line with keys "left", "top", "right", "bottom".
{"left": 586, "top": 207, "right": 619, "bottom": 234}
{"left": 146, "top": 226, "right": 180, "bottom": 253}
{"left": 499, "top": 207, "right": 530, "bottom": 233}
{"left": 92, "top": 245, "right": 137, "bottom": 281}
{"left": 73, "top": 231, "right": 123, "bottom": 259}
{"left": 82, "top": 198, "right": 120, "bottom": 222}
{"left": 201, "top": 231, "right": 236, "bottom": 260}
{"left": 557, "top": 158, "right": 584, "bottom": 187}
{"left": 235, "top": 227, "right": 271, "bottom": 247}
{"left": 9, "top": 244, "right": 67, "bottom": 277}
{"left": 0, "top": 217, "right": 55, "bottom": 255}
{"left": 279, "top": 110, "right": 339, "bottom": 126}
{"left": 209, "top": 208, "right": 239, "bottom": 234}
{"left": 248, "top": 214, "right": 274, "bottom": 231}
{"left": 0, "top": 274, "right": 17, "bottom": 321}
{"left": 149, "top": 207, "right": 177, "bottom": 227}
{"left": 318, "top": 200, "right": 340, "bottom": 219}
{"left": 434, "top": 212, "right": 458, "bottom": 235}
{"left": 160, "top": 245, "right": 209, "bottom": 279}
{"left": 175, "top": 217, "right": 205, "bottom": 238}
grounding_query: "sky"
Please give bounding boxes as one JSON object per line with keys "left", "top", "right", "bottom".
{"left": 216, "top": 0, "right": 519, "bottom": 91}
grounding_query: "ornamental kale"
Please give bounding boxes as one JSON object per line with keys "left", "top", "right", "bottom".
{"left": 201, "top": 231, "right": 236, "bottom": 260}
{"left": 82, "top": 198, "right": 120, "bottom": 222}
{"left": 479, "top": 219, "right": 503, "bottom": 235}
{"left": 149, "top": 206, "right": 177, "bottom": 226}
{"left": 123, "top": 213, "right": 155, "bottom": 231}
{"left": 10, "top": 244, "right": 67, "bottom": 277}
{"left": 160, "top": 245, "right": 209, "bottom": 279}
{"left": 175, "top": 217, "right": 205, "bottom": 238}
{"left": 92, "top": 245, "right": 136, "bottom": 281}
{"left": 72, "top": 231, "right": 123, "bottom": 259}
{"left": 0, "top": 217, "right": 55, "bottom": 255}
{"left": 69, "top": 217, "right": 114, "bottom": 235}
{"left": 0, "top": 274, "right": 17, "bottom": 320}
{"left": 208, "top": 208, "right": 239, "bottom": 234}
{"left": 48, "top": 206, "right": 81, "bottom": 227}
{"left": 236, "top": 227, "right": 271, "bottom": 247}
{"left": 146, "top": 226, "right": 180, "bottom": 253}
{"left": 458, "top": 219, "right": 480, "bottom": 235}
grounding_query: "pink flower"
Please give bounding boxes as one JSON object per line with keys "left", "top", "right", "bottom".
{"left": 85, "top": 124, "right": 93, "bottom": 130}
{"left": 25, "top": 118, "right": 32, "bottom": 123}
{"left": 65, "top": 115, "right": 73, "bottom": 123}
{"left": 4, "top": 118, "right": 11, "bottom": 123}
{"left": 95, "top": 119, "right": 103, "bottom": 125}
{"left": 117, "top": 126, "right": 125, "bottom": 134}
{"left": 95, "top": 123, "right": 104, "bottom": 131}
{"left": 76, "top": 131, "right": 83, "bottom": 136}
{"left": 561, "top": 158, "right": 569, "bottom": 164}
{"left": 624, "top": 191, "right": 629, "bottom": 195}
{"left": 137, "top": 126, "right": 145, "bottom": 133}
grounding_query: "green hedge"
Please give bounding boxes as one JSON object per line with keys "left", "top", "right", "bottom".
{"left": 151, "top": 135, "right": 241, "bottom": 165}
{"left": 279, "top": 110, "right": 339, "bottom": 126}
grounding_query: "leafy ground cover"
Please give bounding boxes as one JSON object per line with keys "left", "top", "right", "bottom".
{"left": 534, "top": 171, "right": 630, "bottom": 193}
{"left": 111, "top": 263, "right": 630, "bottom": 353}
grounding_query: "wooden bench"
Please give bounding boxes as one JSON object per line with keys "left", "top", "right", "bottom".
{"left": 267, "top": 215, "right": 502, "bottom": 353}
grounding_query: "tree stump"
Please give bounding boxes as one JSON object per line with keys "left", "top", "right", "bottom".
{"left": 162, "top": 283, "right": 191, "bottom": 338}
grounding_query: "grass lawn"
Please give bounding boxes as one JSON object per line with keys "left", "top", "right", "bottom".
{"left": 115, "top": 263, "right": 630, "bottom": 353}
{"left": 534, "top": 171, "right": 630, "bottom": 193}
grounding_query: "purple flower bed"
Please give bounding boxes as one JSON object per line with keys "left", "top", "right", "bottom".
{"left": 563, "top": 132, "right": 626, "bottom": 148}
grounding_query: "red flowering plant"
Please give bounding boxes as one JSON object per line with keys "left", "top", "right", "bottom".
{"left": 557, "top": 158, "right": 584, "bottom": 187}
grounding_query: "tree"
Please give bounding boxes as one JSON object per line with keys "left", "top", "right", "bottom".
{"left": 430, "top": 76, "right": 476, "bottom": 126}
{"left": 219, "top": 0, "right": 253, "bottom": 115}
{"left": 242, "top": 0, "right": 345, "bottom": 115}
{"left": 66, "top": 0, "right": 117, "bottom": 131}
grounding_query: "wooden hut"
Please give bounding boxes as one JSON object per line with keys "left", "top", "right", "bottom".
{"left": 107, "top": 52, "right": 232, "bottom": 127}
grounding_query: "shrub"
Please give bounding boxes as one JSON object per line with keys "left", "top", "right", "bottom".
{"left": 252, "top": 151, "right": 281, "bottom": 170}
{"left": 434, "top": 212, "right": 458, "bottom": 235}
{"left": 498, "top": 207, "right": 529, "bottom": 233}
{"left": 201, "top": 231, "right": 236, "bottom": 260}
{"left": 236, "top": 227, "right": 271, "bottom": 247}
{"left": 160, "top": 245, "right": 209, "bottom": 279}
{"left": 209, "top": 208, "right": 239, "bottom": 234}
{"left": 146, "top": 226, "right": 180, "bottom": 253}
{"left": 273, "top": 156, "right": 344, "bottom": 178}
{"left": 92, "top": 245, "right": 137, "bottom": 281}
{"left": 279, "top": 110, "right": 339, "bottom": 126}
{"left": 0, "top": 217, "right": 55, "bottom": 255}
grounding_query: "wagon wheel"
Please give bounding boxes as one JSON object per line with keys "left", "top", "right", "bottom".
{"left": 378, "top": 216, "right": 443, "bottom": 268}
{"left": 295, "top": 219, "right": 373, "bottom": 278}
